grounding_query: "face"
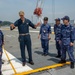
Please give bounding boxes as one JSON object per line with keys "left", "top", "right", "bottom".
{"left": 44, "top": 20, "right": 48, "bottom": 24}
{"left": 56, "top": 21, "right": 60, "bottom": 25}
{"left": 19, "top": 15, "right": 24, "bottom": 19}
{"left": 63, "top": 20, "right": 69, "bottom": 25}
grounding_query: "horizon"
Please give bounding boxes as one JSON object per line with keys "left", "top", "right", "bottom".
{"left": 0, "top": 0, "right": 75, "bottom": 23}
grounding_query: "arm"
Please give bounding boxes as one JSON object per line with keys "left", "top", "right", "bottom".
{"left": 10, "top": 24, "right": 16, "bottom": 30}
{"left": 70, "top": 26, "right": 75, "bottom": 46}
{"left": 48, "top": 25, "right": 51, "bottom": 34}
{"left": 48, "top": 25, "right": 51, "bottom": 40}
{"left": 29, "top": 20, "right": 41, "bottom": 29}
{"left": 10, "top": 20, "right": 18, "bottom": 30}
{"left": 1, "top": 31, "right": 4, "bottom": 45}
{"left": 34, "top": 22, "right": 41, "bottom": 28}
{"left": 54, "top": 26, "right": 55, "bottom": 33}
{"left": 0, "top": 31, "right": 4, "bottom": 55}
{"left": 38, "top": 34, "right": 40, "bottom": 39}
{"left": 58, "top": 26, "right": 62, "bottom": 44}
{"left": 48, "top": 34, "right": 51, "bottom": 40}
{"left": 38, "top": 26, "right": 42, "bottom": 39}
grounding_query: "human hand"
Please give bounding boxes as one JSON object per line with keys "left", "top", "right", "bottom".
{"left": 59, "top": 40, "right": 61, "bottom": 44}
{"left": 0, "top": 52, "right": 2, "bottom": 55}
{"left": 10, "top": 24, "right": 15, "bottom": 30}
{"left": 37, "top": 22, "right": 41, "bottom": 27}
{"left": 38, "top": 35, "right": 40, "bottom": 39}
{"left": 70, "top": 42, "right": 74, "bottom": 46}
{"left": 2, "top": 42, "right": 4, "bottom": 45}
{"left": 48, "top": 36, "right": 51, "bottom": 40}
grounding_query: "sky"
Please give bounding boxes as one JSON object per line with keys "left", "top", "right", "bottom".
{"left": 0, "top": 0, "right": 75, "bottom": 23}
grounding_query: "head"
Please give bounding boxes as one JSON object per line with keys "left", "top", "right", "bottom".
{"left": 55, "top": 18, "right": 60, "bottom": 25}
{"left": 43, "top": 17, "right": 48, "bottom": 24}
{"left": 19, "top": 11, "right": 25, "bottom": 20}
{"left": 61, "top": 16, "right": 70, "bottom": 25}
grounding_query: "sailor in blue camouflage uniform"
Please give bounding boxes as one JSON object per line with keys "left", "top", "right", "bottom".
{"left": 0, "top": 30, "right": 4, "bottom": 75}
{"left": 38, "top": 17, "right": 51, "bottom": 56}
{"left": 10, "top": 11, "right": 40, "bottom": 66}
{"left": 54, "top": 18, "right": 62, "bottom": 58}
{"left": 58, "top": 16, "right": 75, "bottom": 69}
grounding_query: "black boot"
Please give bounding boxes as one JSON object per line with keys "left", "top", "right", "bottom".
{"left": 29, "top": 61, "right": 34, "bottom": 65}
{"left": 22, "top": 62, "right": 26, "bottom": 66}
{"left": 55, "top": 55, "right": 61, "bottom": 58}
{"left": 0, "top": 71, "right": 2, "bottom": 75}
{"left": 70, "top": 62, "right": 74, "bottom": 69}
{"left": 58, "top": 60, "right": 66, "bottom": 63}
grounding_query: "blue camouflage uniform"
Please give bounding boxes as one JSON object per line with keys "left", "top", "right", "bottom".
{"left": 14, "top": 18, "right": 36, "bottom": 63}
{"left": 73, "top": 26, "right": 75, "bottom": 40}
{"left": 40, "top": 23, "right": 51, "bottom": 54}
{"left": 54, "top": 24, "right": 61, "bottom": 56}
{"left": 0, "top": 30, "right": 4, "bottom": 72}
{"left": 60, "top": 24, "right": 75, "bottom": 62}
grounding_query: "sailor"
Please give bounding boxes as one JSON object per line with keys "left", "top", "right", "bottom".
{"left": 10, "top": 11, "right": 40, "bottom": 66}
{"left": 38, "top": 17, "right": 51, "bottom": 56}
{"left": 58, "top": 16, "right": 75, "bottom": 69}
{"left": 54, "top": 18, "right": 62, "bottom": 58}
{"left": 0, "top": 30, "right": 4, "bottom": 75}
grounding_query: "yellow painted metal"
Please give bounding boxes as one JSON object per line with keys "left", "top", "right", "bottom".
{"left": 14, "top": 62, "right": 70, "bottom": 75}
{"left": 52, "top": 32, "right": 55, "bottom": 34}
{"left": 3, "top": 46, "right": 17, "bottom": 74}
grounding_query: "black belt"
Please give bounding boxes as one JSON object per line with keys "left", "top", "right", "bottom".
{"left": 19, "top": 33, "right": 29, "bottom": 36}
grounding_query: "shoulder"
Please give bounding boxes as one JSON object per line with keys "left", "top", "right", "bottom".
{"left": 15, "top": 19, "right": 21, "bottom": 23}
{"left": 25, "top": 18, "right": 29, "bottom": 21}
{"left": 25, "top": 18, "right": 31, "bottom": 23}
{"left": 47, "top": 23, "right": 50, "bottom": 26}
{"left": 70, "top": 24, "right": 73, "bottom": 27}
{"left": 47, "top": 23, "right": 51, "bottom": 28}
{"left": 59, "top": 24, "right": 62, "bottom": 28}
{"left": 54, "top": 24, "right": 56, "bottom": 27}
{"left": 61, "top": 24, "right": 64, "bottom": 27}
{"left": 60, "top": 24, "right": 62, "bottom": 27}
{"left": 69, "top": 24, "right": 74, "bottom": 30}
{"left": 17, "top": 19, "right": 21, "bottom": 22}
{"left": 40, "top": 24, "right": 44, "bottom": 28}
{"left": 0, "top": 30, "right": 2, "bottom": 33}
{"left": 54, "top": 24, "right": 57, "bottom": 28}
{"left": 61, "top": 24, "right": 65, "bottom": 30}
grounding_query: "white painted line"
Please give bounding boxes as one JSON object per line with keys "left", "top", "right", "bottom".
{"left": 2, "top": 50, "right": 14, "bottom": 75}
{"left": 2, "top": 49, "right": 33, "bottom": 75}
{"left": 6, "top": 35, "right": 16, "bottom": 37}
{"left": 6, "top": 51, "right": 33, "bottom": 72}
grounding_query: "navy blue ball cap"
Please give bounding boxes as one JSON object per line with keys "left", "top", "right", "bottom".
{"left": 55, "top": 18, "right": 60, "bottom": 21}
{"left": 61, "top": 16, "right": 70, "bottom": 21}
{"left": 43, "top": 17, "right": 48, "bottom": 21}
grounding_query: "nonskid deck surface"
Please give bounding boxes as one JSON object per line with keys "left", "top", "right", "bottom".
{"left": 1, "top": 27, "right": 75, "bottom": 75}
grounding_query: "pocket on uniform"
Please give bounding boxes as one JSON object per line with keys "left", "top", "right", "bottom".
{"left": 18, "top": 36, "right": 23, "bottom": 42}
{"left": 62, "top": 38, "right": 70, "bottom": 45}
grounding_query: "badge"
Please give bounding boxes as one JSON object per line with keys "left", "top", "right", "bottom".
{"left": 43, "top": 30, "right": 46, "bottom": 33}
{"left": 27, "top": 23, "right": 29, "bottom": 25}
